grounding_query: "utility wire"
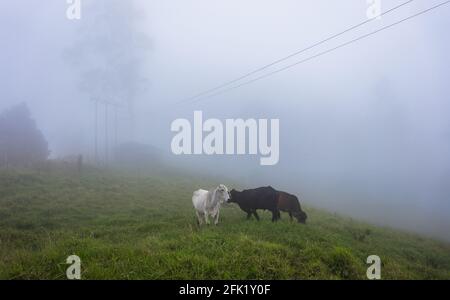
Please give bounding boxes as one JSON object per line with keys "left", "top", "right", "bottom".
{"left": 185, "top": 0, "right": 450, "bottom": 105}
{"left": 179, "top": 0, "right": 415, "bottom": 103}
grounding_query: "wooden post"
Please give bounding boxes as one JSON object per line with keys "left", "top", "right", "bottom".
{"left": 94, "top": 99, "right": 98, "bottom": 164}
{"left": 105, "top": 102, "right": 108, "bottom": 165}
{"left": 77, "top": 154, "right": 83, "bottom": 175}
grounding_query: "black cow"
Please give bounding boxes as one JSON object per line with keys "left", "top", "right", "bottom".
{"left": 228, "top": 186, "right": 280, "bottom": 222}
{"left": 277, "top": 191, "right": 307, "bottom": 223}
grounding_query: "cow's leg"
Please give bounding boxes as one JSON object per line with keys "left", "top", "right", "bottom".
{"left": 276, "top": 210, "right": 282, "bottom": 220}
{"left": 204, "top": 212, "right": 210, "bottom": 225}
{"left": 214, "top": 210, "right": 220, "bottom": 225}
{"left": 196, "top": 211, "right": 204, "bottom": 225}
{"left": 253, "top": 210, "right": 260, "bottom": 221}
{"left": 271, "top": 210, "right": 280, "bottom": 222}
{"left": 246, "top": 211, "right": 252, "bottom": 220}
{"left": 289, "top": 212, "right": 293, "bottom": 222}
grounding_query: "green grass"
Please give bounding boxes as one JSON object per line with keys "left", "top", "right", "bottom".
{"left": 0, "top": 167, "right": 449, "bottom": 279}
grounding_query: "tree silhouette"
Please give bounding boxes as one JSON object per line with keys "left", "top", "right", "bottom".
{"left": 63, "top": 0, "right": 152, "bottom": 131}
{"left": 0, "top": 103, "right": 49, "bottom": 167}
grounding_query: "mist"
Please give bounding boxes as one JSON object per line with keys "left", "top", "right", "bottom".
{"left": 1, "top": 0, "right": 450, "bottom": 241}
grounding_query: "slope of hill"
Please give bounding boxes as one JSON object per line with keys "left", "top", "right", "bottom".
{"left": 0, "top": 167, "right": 449, "bottom": 279}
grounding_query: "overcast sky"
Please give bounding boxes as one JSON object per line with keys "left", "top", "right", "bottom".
{"left": 1, "top": 0, "right": 450, "bottom": 240}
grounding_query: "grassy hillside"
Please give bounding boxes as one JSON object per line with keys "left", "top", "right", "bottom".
{"left": 0, "top": 167, "right": 449, "bottom": 279}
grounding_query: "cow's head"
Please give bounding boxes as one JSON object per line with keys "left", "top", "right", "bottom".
{"left": 227, "top": 189, "right": 239, "bottom": 203}
{"left": 294, "top": 211, "right": 308, "bottom": 224}
{"left": 217, "top": 184, "right": 230, "bottom": 203}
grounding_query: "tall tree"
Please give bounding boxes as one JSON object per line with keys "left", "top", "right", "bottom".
{"left": 0, "top": 103, "right": 49, "bottom": 167}
{"left": 64, "top": 0, "right": 152, "bottom": 136}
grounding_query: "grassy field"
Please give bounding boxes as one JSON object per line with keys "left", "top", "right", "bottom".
{"left": 0, "top": 167, "right": 449, "bottom": 280}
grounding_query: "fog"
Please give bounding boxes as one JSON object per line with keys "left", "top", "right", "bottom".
{"left": 1, "top": 0, "right": 450, "bottom": 241}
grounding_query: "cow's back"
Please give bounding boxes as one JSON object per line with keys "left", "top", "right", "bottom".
{"left": 277, "top": 192, "right": 301, "bottom": 212}
{"left": 240, "top": 186, "right": 278, "bottom": 210}
{"left": 192, "top": 189, "right": 209, "bottom": 211}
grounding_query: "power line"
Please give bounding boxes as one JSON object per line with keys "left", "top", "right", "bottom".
{"left": 179, "top": 0, "right": 415, "bottom": 103}
{"left": 185, "top": 0, "right": 450, "bottom": 104}
{"left": 90, "top": 97, "right": 124, "bottom": 165}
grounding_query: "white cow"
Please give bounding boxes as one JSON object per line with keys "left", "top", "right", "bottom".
{"left": 192, "top": 184, "right": 230, "bottom": 225}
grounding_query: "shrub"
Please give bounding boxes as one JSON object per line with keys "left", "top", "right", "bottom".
{"left": 326, "top": 247, "right": 361, "bottom": 279}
